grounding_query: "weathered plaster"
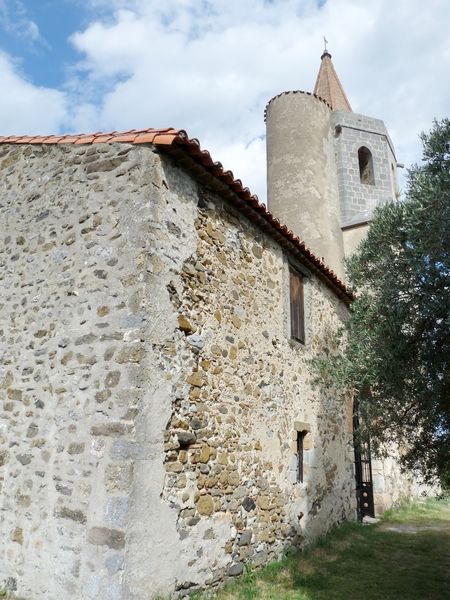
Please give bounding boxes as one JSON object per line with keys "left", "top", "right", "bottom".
{"left": 342, "top": 223, "right": 369, "bottom": 257}
{"left": 0, "top": 143, "right": 201, "bottom": 599}
{"left": 266, "top": 93, "right": 345, "bottom": 279}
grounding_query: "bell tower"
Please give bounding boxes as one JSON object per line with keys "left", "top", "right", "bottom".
{"left": 266, "top": 47, "right": 400, "bottom": 277}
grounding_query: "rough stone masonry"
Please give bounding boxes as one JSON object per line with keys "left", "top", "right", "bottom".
{"left": 0, "top": 141, "right": 355, "bottom": 599}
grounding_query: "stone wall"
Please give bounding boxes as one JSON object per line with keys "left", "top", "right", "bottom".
{"left": 371, "top": 448, "right": 439, "bottom": 516}
{"left": 156, "top": 173, "right": 355, "bottom": 594}
{"left": 0, "top": 141, "right": 355, "bottom": 599}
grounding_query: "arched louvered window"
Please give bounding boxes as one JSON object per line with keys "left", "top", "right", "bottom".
{"left": 358, "top": 146, "right": 374, "bottom": 185}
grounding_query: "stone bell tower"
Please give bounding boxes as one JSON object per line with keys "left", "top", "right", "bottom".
{"left": 266, "top": 47, "right": 400, "bottom": 279}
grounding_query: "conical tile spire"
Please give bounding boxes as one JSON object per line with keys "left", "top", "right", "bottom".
{"left": 313, "top": 50, "right": 352, "bottom": 112}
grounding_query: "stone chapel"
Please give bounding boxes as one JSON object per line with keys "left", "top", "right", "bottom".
{"left": 0, "top": 51, "right": 425, "bottom": 599}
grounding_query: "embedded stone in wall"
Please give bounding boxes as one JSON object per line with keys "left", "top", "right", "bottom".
{"left": 88, "top": 527, "right": 126, "bottom": 550}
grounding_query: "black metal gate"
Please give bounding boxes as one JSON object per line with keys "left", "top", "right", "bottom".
{"left": 353, "top": 409, "right": 375, "bottom": 520}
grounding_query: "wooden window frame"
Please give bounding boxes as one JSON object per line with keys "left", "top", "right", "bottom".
{"left": 289, "top": 266, "right": 305, "bottom": 344}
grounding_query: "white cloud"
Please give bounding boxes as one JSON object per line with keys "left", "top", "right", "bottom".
{"left": 0, "top": 0, "right": 46, "bottom": 44}
{"left": 0, "top": 53, "right": 67, "bottom": 134}
{"left": 65, "top": 0, "right": 450, "bottom": 200}
{"left": 66, "top": 2, "right": 326, "bottom": 197}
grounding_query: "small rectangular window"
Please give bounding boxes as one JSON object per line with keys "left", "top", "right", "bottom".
{"left": 289, "top": 267, "right": 305, "bottom": 343}
{"left": 297, "top": 431, "right": 306, "bottom": 483}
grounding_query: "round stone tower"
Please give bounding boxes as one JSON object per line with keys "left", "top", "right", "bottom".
{"left": 266, "top": 90, "right": 345, "bottom": 279}
{"left": 266, "top": 50, "right": 400, "bottom": 280}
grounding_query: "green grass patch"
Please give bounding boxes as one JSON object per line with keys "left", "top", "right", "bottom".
{"left": 383, "top": 496, "right": 450, "bottom": 523}
{"left": 201, "top": 498, "right": 450, "bottom": 600}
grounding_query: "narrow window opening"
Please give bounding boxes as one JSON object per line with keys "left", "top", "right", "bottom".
{"left": 358, "top": 146, "right": 374, "bottom": 185}
{"left": 289, "top": 267, "right": 305, "bottom": 343}
{"left": 297, "top": 431, "right": 306, "bottom": 483}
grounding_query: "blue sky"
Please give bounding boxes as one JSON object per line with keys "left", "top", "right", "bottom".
{"left": 0, "top": 0, "right": 448, "bottom": 200}
{"left": 0, "top": 1, "right": 81, "bottom": 86}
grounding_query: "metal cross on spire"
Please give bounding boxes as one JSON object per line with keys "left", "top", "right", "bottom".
{"left": 323, "top": 36, "right": 329, "bottom": 53}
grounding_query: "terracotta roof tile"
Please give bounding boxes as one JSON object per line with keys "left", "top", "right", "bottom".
{"left": 111, "top": 133, "right": 138, "bottom": 143}
{"left": 73, "top": 135, "right": 96, "bottom": 144}
{"left": 264, "top": 89, "right": 332, "bottom": 121}
{"left": 313, "top": 52, "right": 352, "bottom": 112}
{"left": 92, "top": 134, "right": 116, "bottom": 143}
{"left": 134, "top": 132, "right": 160, "bottom": 144}
{"left": 16, "top": 136, "right": 35, "bottom": 143}
{"left": 57, "top": 135, "right": 82, "bottom": 144}
{"left": 42, "top": 136, "right": 64, "bottom": 144}
{"left": 0, "top": 127, "right": 353, "bottom": 301}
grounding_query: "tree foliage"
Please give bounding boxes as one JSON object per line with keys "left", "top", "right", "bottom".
{"left": 334, "top": 119, "right": 450, "bottom": 484}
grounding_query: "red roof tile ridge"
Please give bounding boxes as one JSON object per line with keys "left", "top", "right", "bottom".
{"left": 0, "top": 128, "right": 183, "bottom": 146}
{"left": 264, "top": 90, "right": 332, "bottom": 121}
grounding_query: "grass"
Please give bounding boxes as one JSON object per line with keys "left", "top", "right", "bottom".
{"left": 383, "top": 496, "right": 450, "bottom": 523}
{"left": 196, "top": 497, "right": 450, "bottom": 600}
